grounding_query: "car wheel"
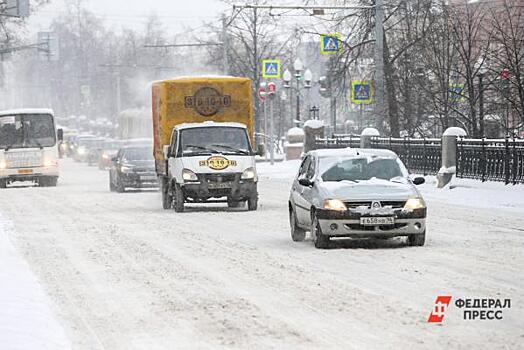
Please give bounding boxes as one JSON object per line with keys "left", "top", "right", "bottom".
{"left": 311, "top": 213, "right": 329, "bottom": 249}
{"left": 48, "top": 177, "right": 58, "bottom": 187}
{"left": 247, "top": 194, "right": 258, "bottom": 211}
{"left": 289, "top": 207, "right": 306, "bottom": 242}
{"left": 408, "top": 231, "right": 426, "bottom": 246}
{"left": 109, "top": 175, "right": 115, "bottom": 192}
{"left": 173, "top": 183, "right": 184, "bottom": 213}
{"left": 116, "top": 175, "right": 125, "bottom": 193}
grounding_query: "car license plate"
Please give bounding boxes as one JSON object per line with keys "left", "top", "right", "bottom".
{"left": 140, "top": 175, "right": 157, "bottom": 181}
{"left": 208, "top": 182, "right": 231, "bottom": 189}
{"left": 360, "top": 217, "right": 395, "bottom": 226}
{"left": 17, "top": 169, "right": 33, "bottom": 174}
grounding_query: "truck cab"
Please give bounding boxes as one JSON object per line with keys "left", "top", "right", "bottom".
{"left": 0, "top": 108, "right": 61, "bottom": 188}
{"left": 162, "top": 122, "right": 258, "bottom": 211}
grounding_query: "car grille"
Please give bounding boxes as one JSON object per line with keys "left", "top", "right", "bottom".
{"left": 344, "top": 223, "right": 408, "bottom": 231}
{"left": 5, "top": 151, "right": 43, "bottom": 168}
{"left": 344, "top": 201, "right": 406, "bottom": 209}
{"left": 201, "top": 173, "right": 238, "bottom": 183}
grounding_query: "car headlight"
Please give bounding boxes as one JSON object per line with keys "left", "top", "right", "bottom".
{"left": 404, "top": 197, "right": 426, "bottom": 210}
{"left": 120, "top": 165, "right": 133, "bottom": 173}
{"left": 102, "top": 154, "right": 109, "bottom": 159}
{"left": 43, "top": 159, "right": 57, "bottom": 167}
{"left": 182, "top": 168, "right": 199, "bottom": 182}
{"left": 241, "top": 167, "right": 257, "bottom": 181}
{"left": 323, "top": 199, "right": 347, "bottom": 211}
{"left": 77, "top": 147, "right": 86, "bottom": 155}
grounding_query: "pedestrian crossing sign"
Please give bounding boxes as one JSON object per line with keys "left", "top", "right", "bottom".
{"left": 449, "top": 83, "right": 465, "bottom": 102}
{"left": 262, "top": 59, "right": 281, "bottom": 79}
{"left": 320, "top": 33, "right": 342, "bottom": 55}
{"left": 351, "top": 81, "right": 373, "bottom": 104}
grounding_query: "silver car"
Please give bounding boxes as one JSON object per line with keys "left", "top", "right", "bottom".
{"left": 288, "top": 148, "right": 427, "bottom": 249}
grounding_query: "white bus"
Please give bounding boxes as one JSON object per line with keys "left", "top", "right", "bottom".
{"left": 0, "top": 108, "right": 62, "bottom": 188}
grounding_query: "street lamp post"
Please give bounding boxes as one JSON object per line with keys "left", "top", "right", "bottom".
{"left": 293, "top": 58, "right": 304, "bottom": 125}
{"left": 476, "top": 59, "right": 488, "bottom": 137}
{"left": 283, "top": 59, "right": 312, "bottom": 127}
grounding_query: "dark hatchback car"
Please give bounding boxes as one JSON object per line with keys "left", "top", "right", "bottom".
{"left": 109, "top": 146, "right": 158, "bottom": 192}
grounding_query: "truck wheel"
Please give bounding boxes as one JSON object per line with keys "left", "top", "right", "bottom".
{"left": 290, "top": 207, "right": 306, "bottom": 242}
{"left": 0, "top": 179, "right": 6, "bottom": 189}
{"left": 227, "top": 198, "right": 242, "bottom": 208}
{"left": 247, "top": 194, "right": 258, "bottom": 211}
{"left": 408, "top": 231, "right": 426, "bottom": 247}
{"left": 173, "top": 183, "right": 184, "bottom": 212}
{"left": 311, "top": 214, "right": 329, "bottom": 249}
{"left": 162, "top": 180, "right": 172, "bottom": 210}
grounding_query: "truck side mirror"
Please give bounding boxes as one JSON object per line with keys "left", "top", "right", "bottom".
{"left": 57, "top": 128, "right": 64, "bottom": 142}
{"left": 256, "top": 144, "right": 265, "bottom": 157}
{"left": 163, "top": 145, "right": 171, "bottom": 158}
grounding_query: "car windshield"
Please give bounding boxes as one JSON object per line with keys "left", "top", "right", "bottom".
{"left": 123, "top": 147, "right": 153, "bottom": 161}
{"left": 179, "top": 126, "right": 251, "bottom": 155}
{"left": 79, "top": 139, "right": 103, "bottom": 149}
{"left": 0, "top": 114, "right": 56, "bottom": 149}
{"left": 320, "top": 156, "right": 406, "bottom": 182}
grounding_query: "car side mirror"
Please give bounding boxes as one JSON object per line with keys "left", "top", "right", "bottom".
{"left": 413, "top": 176, "right": 425, "bottom": 185}
{"left": 57, "top": 128, "right": 64, "bottom": 142}
{"left": 256, "top": 144, "right": 265, "bottom": 157}
{"left": 111, "top": 156, "right": 118, "bottom": 163}
{"left": 299, "top": 178, "right": 314, "bottom": 187}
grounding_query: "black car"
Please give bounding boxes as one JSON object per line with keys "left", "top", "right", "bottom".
{"left": 109, "top": 146, "right": 158, "bottom": 192}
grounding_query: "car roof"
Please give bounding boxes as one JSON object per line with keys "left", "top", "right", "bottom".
{"left": 0, "top": 108, "right": 54, "bottom": 116}
{"left": 308, "top": 148, "right": 399, "bottom": 159}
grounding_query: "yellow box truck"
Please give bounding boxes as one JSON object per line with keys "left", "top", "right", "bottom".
{"left": 151, "top": 76, "right": 262, "bottom": 212}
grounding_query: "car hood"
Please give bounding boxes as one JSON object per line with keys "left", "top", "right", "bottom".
{"left": 318, "top": 178, "right": 419, "bottom": 201}
{"left": 124, "top": 160, "right": 155, "bottom": 168}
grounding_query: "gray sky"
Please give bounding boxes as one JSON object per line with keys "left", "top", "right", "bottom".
{"left": 28, "top": 0, "right": 229, "bottom": 35}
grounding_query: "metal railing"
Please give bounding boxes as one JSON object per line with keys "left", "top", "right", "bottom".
{"left": 457, "top": 138, "right": 524, "bottom": 184}
{"left": 313, "top": 134, "right": 361, "bottom": 149}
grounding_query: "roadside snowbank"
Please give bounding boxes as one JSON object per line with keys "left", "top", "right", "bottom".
{"left": 257, "top": 160, "right": 524, "bottom": 211}
{"left": 0, "top": 213, "right": 70, "bottom": 350}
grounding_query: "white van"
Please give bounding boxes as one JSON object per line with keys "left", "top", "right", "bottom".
{"left": 0, "top": 109, "right": 62, "bottom": 188}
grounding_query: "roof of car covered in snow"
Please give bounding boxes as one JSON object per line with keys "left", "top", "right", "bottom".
{"left": 0, "top": 108, "right": 54, "bottom": 116}
{"left": 307, "top": 148, "right": 398, "bottom": 159}
{"left": 175, "top": 121, "right": 248, "bottom": 130}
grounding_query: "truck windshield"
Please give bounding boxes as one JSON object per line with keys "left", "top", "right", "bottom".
{"left": 179, "top": 127, "right": 251, "bottom": 156}
{"left": 0, "top": 114, "right": 56, "bottom": 150}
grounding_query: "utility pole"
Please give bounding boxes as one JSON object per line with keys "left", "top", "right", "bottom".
{"left": 222, "top": 14, "right": 229, "bottom": 75}
{"left": 374, "top": 0, "right": 385, "bottom": 133}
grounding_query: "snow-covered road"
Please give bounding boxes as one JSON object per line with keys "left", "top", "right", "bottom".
{"left": 1, "top": 159, "right": 523, "bottom": 349}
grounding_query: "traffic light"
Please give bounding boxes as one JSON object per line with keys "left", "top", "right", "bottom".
{"left": 319, "top": 75, "right": 331, "bottom": 98}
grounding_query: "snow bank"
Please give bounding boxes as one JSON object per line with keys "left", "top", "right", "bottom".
{"left": 257, "top": 159, "right": 301, "bottom": 180}
{"left": 442, "top": 127, "right": 467, "bottom": 137}
{"left": 259, "top": 160, "right": 524, "bottom": 213}
{"left": 0, "top": 214, "right": 70, "bottom": 350}
{"left": 418, "top": 176, "right": 524, "bottom": 212}
{"left": 287, "top": 127, "right": 305, "bottom": 136}
{"left": 303, "top": 119, "right": 324, "bottom": 129}
{"left": 361, "top": 127, "right": 380, "bottom": 136}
